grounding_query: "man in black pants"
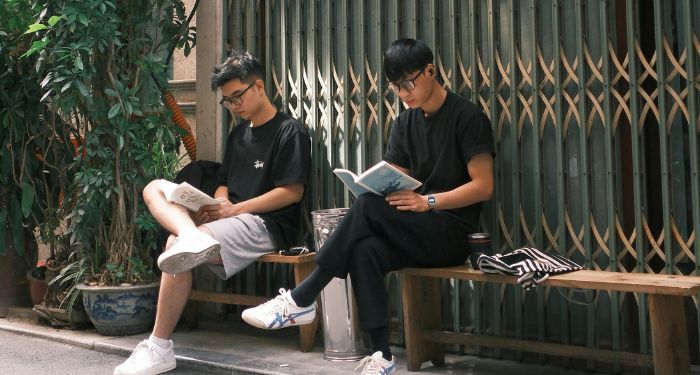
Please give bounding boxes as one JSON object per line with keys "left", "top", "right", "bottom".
{"left": 242, "top": 38, "right": 494, "bottom": 375}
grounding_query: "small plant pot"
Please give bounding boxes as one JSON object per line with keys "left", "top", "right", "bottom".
{"left": 77, "top": 282, "right": 159, "bottom": 336}
{"left": 26, "top": 270, "right": 48, "bottom": 306}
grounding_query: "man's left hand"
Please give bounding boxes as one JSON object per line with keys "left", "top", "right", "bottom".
{"left": 386, "top": 190, "right": 430, "bottom": 212}
{"left": 198, "top": 198, "right": 241, "bottom": 221}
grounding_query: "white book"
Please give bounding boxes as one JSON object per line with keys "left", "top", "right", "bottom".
{"left": 157, "top": 180, "right": 221, "bottom": 212}
{"left": 333, "top": 160, "right": 422, "bottom": 197}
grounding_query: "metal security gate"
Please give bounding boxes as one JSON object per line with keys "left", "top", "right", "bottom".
{"left": 226, "top": 0, "right": 700, "bottom": 370}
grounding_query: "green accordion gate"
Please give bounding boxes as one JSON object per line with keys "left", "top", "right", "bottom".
{"left": 223, "top": 0, "right": 700, "bottom": 370}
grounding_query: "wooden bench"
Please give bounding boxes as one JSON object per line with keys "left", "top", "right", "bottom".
{"left": 399, "top": 266, "right": 700, "bottom": 375}
{"left": 186, "top": 252, "right": 319, "bottom": 352}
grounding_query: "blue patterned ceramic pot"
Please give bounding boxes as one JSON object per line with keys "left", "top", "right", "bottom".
{"left": 77, "top": 282, "right": 159, "bottom": 336}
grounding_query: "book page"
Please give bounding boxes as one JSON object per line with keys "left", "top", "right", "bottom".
{"left": 169, "top": 182, "right": 220, "bottom": 211}
{"left": 333, "top": 169, "right": 374, "bottom": 197}
{"left": 356, "top": 161, "right": 422, "bottom": 196}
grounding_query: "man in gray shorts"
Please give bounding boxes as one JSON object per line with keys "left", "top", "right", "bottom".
{"left": 114, "top": 50, "right": 311, "bottom": 375}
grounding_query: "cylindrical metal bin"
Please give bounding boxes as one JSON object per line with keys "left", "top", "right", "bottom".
{"left": 312, "top": 208, "right": 369, "bottom": 361}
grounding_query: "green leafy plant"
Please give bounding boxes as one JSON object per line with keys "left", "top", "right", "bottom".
{"left": 23, "top": 0, "right": 194, "bottom": 287}
{"left": 0, "top": 0, "right": 75, "bottom": 269}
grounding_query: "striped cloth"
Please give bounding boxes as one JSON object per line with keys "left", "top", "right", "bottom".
{"left": 476, "top": 247, "right": 585, "bottom": 290}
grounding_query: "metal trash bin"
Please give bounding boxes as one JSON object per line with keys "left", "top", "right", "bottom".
{"left": 312, "top": 208, "right": 370, "bottom": 361}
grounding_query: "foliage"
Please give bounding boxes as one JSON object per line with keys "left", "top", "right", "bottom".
{"left": 22, "top": 0, "right": 195, "bottom": 286}
{"left": 0, "top": 0, "right": 75, "bottom": 261}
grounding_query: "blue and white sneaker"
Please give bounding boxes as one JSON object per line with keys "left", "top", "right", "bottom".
{"left": 241, "top": 288, "right": 316, "bottom": 329}
{"left": 355, "top": 351, "right": 396, "bottom": 375}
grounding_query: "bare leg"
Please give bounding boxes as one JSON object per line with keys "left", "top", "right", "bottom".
{"left": 151, "top": 235, "right": 192, "bottom": 339}
{"left": 151, "top": 227, "right": 221, "bottom": 339}
{"left": 143, "top": 179, "right": 197, "bottom": 237}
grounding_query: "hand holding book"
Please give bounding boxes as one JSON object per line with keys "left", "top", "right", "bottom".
{"left": 157, "top": 180, "right": 222, "bottom": 212}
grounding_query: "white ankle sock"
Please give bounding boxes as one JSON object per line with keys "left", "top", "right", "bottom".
{"left": 149, "top": 334, "right": 172, "bottom": 350}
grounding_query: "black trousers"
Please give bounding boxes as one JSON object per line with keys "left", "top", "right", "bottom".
{"left": 315, "top": 194, "right": 474, "bottom": 330}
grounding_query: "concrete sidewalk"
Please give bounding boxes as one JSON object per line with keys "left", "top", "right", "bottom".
{"left": 0, "top": 308, "right": 598, "bottom": 375}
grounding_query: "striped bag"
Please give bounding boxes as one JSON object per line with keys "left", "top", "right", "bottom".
{"left": 476, "top": 247, "right": 585, "bottom": 290}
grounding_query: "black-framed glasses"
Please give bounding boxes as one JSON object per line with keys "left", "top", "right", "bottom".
{"left": 219, "top": 81, "right": 256, "bottom": 108}
{"left": 387, "top": 67, "right": 426, "bottom": 94}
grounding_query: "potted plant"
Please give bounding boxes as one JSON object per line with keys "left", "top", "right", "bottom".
{"left": 0, "top": 0, "right": 76, "bottom": 313}
{"left": 23, "top": 0, "right": 193, "bottom": 335}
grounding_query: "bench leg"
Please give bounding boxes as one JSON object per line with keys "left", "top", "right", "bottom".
{"left": 294, "top": 261, "right": 318, "bottom": 352}
{"left": 400, "top": 273, "right": 444, "bottom": 371}
{"left": 648, "top": 294, "right": 690, "bottom": 375}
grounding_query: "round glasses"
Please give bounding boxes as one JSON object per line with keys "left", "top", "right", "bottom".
{"left": 219, "top": 81, "right": 256, "bottom": 109}
{"left": 387, "top": 67, "right": 426, "bottom": 94}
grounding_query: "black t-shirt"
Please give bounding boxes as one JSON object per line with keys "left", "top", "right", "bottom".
{"left": 384, "top": 91, "right": 495, "bottom": 232}
{"left": 217, "top": 112, "right": 311, "bottom": 248}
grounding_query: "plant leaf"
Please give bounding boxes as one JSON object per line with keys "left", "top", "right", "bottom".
{"left": 108, "top": 103, "right": 121, "bottom": 119}
{"left": 24, "top": 23, "right": 48, "bottom": 34}
{"left": 39, "top": 89, "right": 53, "bottom": 103}
{"left": 10, "top": 200, "right": 24, "bottom": 256}
{"left": 21, "top": 182, "right": 34, "bottom": 218}
{"left": 48, "top": 15, "right": 62, "bottom": 27}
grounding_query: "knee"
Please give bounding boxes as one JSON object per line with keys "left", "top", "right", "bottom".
{"left": 348, "top": 242, "right": 378, "bottom": 265}
{"left": 143, "top": 179, "right": 164, "bottom": 207}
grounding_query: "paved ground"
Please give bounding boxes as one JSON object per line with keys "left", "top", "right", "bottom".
{"left": 0, "top": 329, "right": 198, "bottom": 375}
{"left": 0, "top": 311, "right": 612, "bottom": 375}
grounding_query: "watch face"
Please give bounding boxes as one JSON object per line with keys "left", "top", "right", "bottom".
{"left": 428, "top": 195, "right": 436, "bottom": 207}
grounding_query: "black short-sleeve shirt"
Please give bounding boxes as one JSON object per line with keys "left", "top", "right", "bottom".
{"left": 217, "top": 112, "right": 311, "bottom": 248}
{"left": 384, "top": 92, "right": 495, "bottom": 231}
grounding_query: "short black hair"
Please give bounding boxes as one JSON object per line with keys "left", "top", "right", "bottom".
{"left": 383, "top": 39, "right": 433, "bottom": 82}
{"left": 210, "top": 50, "right": 264, "bottom": 90}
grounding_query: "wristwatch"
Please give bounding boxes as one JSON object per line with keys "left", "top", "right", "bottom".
{"left": 427, "top": 195, "right": 437, "bottom": 210}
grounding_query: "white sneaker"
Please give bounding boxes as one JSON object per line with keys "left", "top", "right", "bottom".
{"left": 114, "top": 339, "right": 176, "bottom": 375}
{"left": 157, "top": 230, "right": 220, "bottom": 274}
{"left": 355, "top": 351, "right": 396, "bottom": 375}
{"left": 241, "top": 288, "right": 316, "bottom": 329}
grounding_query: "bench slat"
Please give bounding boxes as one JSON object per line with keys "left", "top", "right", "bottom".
{"left": 189, "top": 290, "right": 268, "bottom": 306}
{"left": 257, "top": 252, "right": 315, "bottom": 264}
{"left": 399, "top": 267, "right": 700, "bottom": 296}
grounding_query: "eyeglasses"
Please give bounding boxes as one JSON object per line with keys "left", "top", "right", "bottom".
{"left": 387, "top": 67, "right": 426, "bottom": 94}
{"left": 219, "top": 81, "right": 256, "bottom": 108}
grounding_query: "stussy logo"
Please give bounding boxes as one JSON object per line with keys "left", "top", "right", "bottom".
{"left": 254, "top": 160, "right": 264, "bottom": 169}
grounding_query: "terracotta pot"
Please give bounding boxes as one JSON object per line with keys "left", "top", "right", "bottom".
{"left": 26, "top": 270, "right": 48, "bottom": 306}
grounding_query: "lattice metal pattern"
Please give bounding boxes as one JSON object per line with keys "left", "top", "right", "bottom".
{"left": 227, "top": 0, "right": 700, "bottom": 368}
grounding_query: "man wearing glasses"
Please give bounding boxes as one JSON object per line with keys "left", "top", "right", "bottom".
{"left": 243, "top": 39, "right": 494, "bottom": 374}
{"left": 114, "top": 50, "right": 311, "bottom": 375}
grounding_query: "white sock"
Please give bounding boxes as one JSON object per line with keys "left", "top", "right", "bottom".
{"left": 149, "top": 334, "right": 172, "bottom": 350}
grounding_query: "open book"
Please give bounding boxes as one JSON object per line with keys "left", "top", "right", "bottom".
{"left": 157, "top": 180, "right": 221, "bottom": 212}
{"left": 333, "top": 160, "right": 422, "bottom": 197}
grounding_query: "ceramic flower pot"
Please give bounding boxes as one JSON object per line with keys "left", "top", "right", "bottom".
{"left": 77, "top": 282, "right": 159, "bottom": 336}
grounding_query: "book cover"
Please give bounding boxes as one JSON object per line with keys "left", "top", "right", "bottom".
{"left": 158, "top": 180, "right": 221, "bottom": 211}
{"left": 333, "top": 160, "right": 422, "bottom": 197}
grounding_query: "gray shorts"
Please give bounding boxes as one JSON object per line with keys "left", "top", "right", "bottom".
{"left": 202, "top": 213, "right": 276, "bottom": 280}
